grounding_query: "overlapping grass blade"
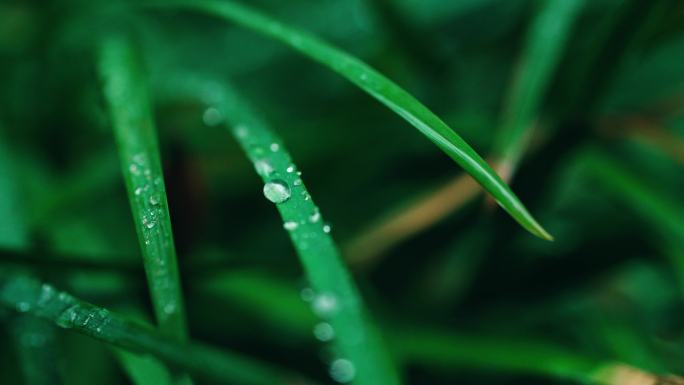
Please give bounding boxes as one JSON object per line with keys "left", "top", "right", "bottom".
{"left": 149, "top": 0, "right": 553, "bottom": 241}
{"left": 0, "top": 272, "right": 313, "bottom": 385}
{"left": 493, "top": 0, "right": 585, "bottom": 175}
{"left": 165, "top": 74, "right": 400, "bottom": 385}
{"left": 98, "top": 35, "right": 189, "bottom": 340}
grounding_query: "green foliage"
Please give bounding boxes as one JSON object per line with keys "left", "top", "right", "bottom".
{"left": 1, "top": 0, "right": 684, "bottom": 384}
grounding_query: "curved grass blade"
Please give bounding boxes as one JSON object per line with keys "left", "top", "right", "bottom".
{"left": 98, "top": 35, "right": 189, "bottom": 340}
{"left": 0, "top": 272, "right": 315, "bottom": 385}
{"left": 149, "top": 0, "right": 552, "bottom": 241}
{"left": 171, "top": 75, "right": 400, "bottom": 385}
{"left": 493, "top": 0, "right": 585, "bottom": 176}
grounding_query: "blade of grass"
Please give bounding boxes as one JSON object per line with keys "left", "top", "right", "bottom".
{"left": 492, "top": 0, "right": 585, "bottom": 179}
{"left": 0, "top": 128, "right": 62, "bottom": 385}
{"left": 148, "top": 0, "right": 553, "bottom": 241}
{"left": 582, "top": 150, "right": 684, "bottom": 296}
{"left": 390, "top": 327, "right": 671, "bottom": 385}
{"left": 197, "top": 269, "right": 672, "bottom": 385}
{"left": 171, "top": 75, "right": 401, "bottom": 385}
{"left": 98, "top": 35, "right": 189, "bottom": 341}
{"left": 0, "top": 272, "right": 315, "bottom": 385}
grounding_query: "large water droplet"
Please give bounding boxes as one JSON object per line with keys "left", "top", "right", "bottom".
{"left": 203, "top": 107, "right": 224, "bottom": 126}
{"left": 313, "top": 322, "right": 335, "bottom": 342}
{"left": 263, "top": 179, "right": 291, "bottom": 204}
{"left": 329, "top": 359, "right": 356, "bottom": 383}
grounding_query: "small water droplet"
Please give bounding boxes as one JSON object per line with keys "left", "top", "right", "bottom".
{"left": 330, "top": 359, "right": 356, "bottom": 383}
{"left": 270, "top": 143, "right": 280, "bottom": 152}
{"left": 149, "top": 194, "right": 161, "bottom": 206}
{"left": 297, "top": 171, "right": 302, "bottom": 176}
{"left": 312, "top": 293, "right": 338, "bottom": 317}
{"left": 142, "top": 216, "right": 156, "bottom": 229}
{"left": 286, "top": 165, "right": 295, "bottom": 173}
{"left": 235, "top": 125, "right": 249, "bottom": 138}
{"left": 293, "top": 179, "right": 303, "bottom": 186}
{"left": 16, "top": 302, "right": 31, "bottom": 312}
{"left": 300, "top": 288, "right": 315, "bottom": 302}
{"left": 323, "top": 224, "right": 332, "bottom": 233}
{"left": 254, "top": 160, "right": 274, "bottom": 176}
{"left": 163, "top": 303, "right": 176, "bottom": 315}
{"left": 202, "top": 107, "right": 224, "bottom": 126}
{"left": 56, "top": 305, "right": 79, "bottom": 329}
{"left": 309, "top": 210, "right": 321, "bottom": 223}
{"left": 263, "top": 179, "right": 291, "bottom": 204}
{"left": 283, "top": 221, "right": 298, "bottom": 231}
{"left": 313, "top": 322, "right": 335, "bottom": 342}
{"left": 129, "top": 164, "right": 140, "bottom": 176}
{"left": 134, "top": 187, "right": 143, "bottom": 196}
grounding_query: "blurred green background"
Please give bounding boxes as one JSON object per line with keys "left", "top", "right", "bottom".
{"left": 1, "top": 0, "right": 684, "bottom": 384}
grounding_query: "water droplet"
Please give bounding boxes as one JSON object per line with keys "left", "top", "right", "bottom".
{"left": 270, "top": 143, "right": 280, "bottom": 152}
{"left": 323, "top": 224, "right": 332, "bottom": 233}
{"left": 56, "top": 305, "right": 79, "bottom": 329}
{"left": 235, "top": 125, "right": 248, "bottom": 138}
{"left": 134, "top": 187, "right": 143, "bottom": 196}
{"left": 286, "top": 165, "right": 295, "bottom": 173}
{"left": 309, "top": 210, "right": 321, "bottom": 223}
{"left": 329, "top": 359, "right": 356, "bottom": 383}
{"left": 142, "top": 216, "right": 156, "bottom": 229}
{"left": 297, "top": 171, "right": 302, "bottom": 176}
{"left": 16, "top": 302, "right": 31, "bottom": 312}
{"left": 129, "top": 164, "right": 140, "bottom": 176}
{"left": 283, "top": 221, "right": 298, "bottom": 231}
{"left": 313, "top": 322, "right": 335, "bottom": 342}
{"left": 300, "top": 288, "right": 315, "bottom": 302}
{"left": 149, "top": 194, "right": 161, "bottom": 205}
{"left": 254, "top": 160, "right": 274, "bottom": 177}
{"left": 263, "top": 179, "right": 291, "bottom": 204}
{"left": 163, "top": 303, "right": 176, "bottom": 314}
{"left": 202, "top": 107, "right": 224, "bottom": 126}
{"left": 312, "top": 293, "right": 338, "bottom": 317}
{"left": 293, "top": 179, "right": 303, "bottom": 186}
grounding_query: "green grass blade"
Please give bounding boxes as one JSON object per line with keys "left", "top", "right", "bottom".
{"left": 98, "top": 35, "right": 189, "bottom": 339}
{"left": 583, "top": 150, "right": 684, "bottom": 295}
{"left": 0, "top": 272, "right": 314, "bottom": 385}
{"left": 493, "top": 0, "right": 585, "bottom": 172}
{"left": 0, "top": 128, "right": 62, "bottom": 385}
{"left": 185, "top": 77, "right": 401, "bottom": 385}
{"left": 149, "top": 0, "right": 553, "bottom": 241}
{"left": 390, "top": 327, "right": 624, "bottom": 385}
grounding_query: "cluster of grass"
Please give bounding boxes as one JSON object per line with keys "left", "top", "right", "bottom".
{"left": 1, "top": 0, "right": 684, "bottom": 384}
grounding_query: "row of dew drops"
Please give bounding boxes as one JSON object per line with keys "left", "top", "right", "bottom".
{"left": 14, "top": 281, "right": 111, "bottom": 335}
{"left": 203, "top": 106, "right": 351, "bottom": 383}
{"left": 129, "top": 152, "right": 178, "bottom": 317}
{"left": 302, "top": 287, "right": 357, "bottom": 384}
